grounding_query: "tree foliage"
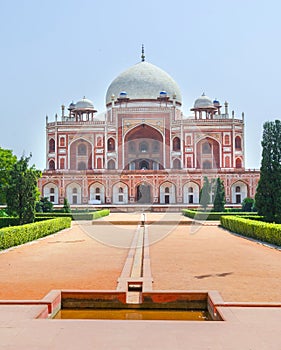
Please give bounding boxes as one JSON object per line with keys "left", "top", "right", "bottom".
{"left": 200, "top": 177, "right": 211, "bottom": 210}
{"left": 255, "top": 120, "right": 281, "bottom": 223}
{"left": 62, "top": 198, "right": 71, "bottom": 213}
{"left": 35, "top": 197, "right": 53, "bottom": 213}
{"left": 0, "top": 147, "right": 17, "bottom": 204}
{"left": 213, "top": 178, "right": 225, "bottom": 212}
{"left": 6, "top": 155, "right": 41, "bottom": 224}
{"left": 242, "top": 197, "right": 255, "bottom": 212}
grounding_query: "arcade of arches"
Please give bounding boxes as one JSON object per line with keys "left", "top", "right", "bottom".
{"left": 43, "top": 180, "right": 249, "bottom": 205}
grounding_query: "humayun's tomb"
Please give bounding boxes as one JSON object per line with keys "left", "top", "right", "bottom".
{"left": 38, "top": 49, "right": 260, "bottom": 207}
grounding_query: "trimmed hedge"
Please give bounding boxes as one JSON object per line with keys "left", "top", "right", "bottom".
{"left": 0, "top": 218, "right": 20, "bottom": 228}
{"left": 0, "top": 216, "right": 52, "bottom": 228}
{"left": 238, "top": 215, "right": 264, "bottom": 221}
{"left": 220, "top": 216, "right": 281, "bottom": 246}
{"left": 92, "top": 209, "right": 110, "bottom": 219}
{"left": 0, "top": 217, "right": 71, "bottom": 250}
{"left": 35, "top": 209, "right": 110, "bottom": 221}
{"left": 182, "top": 209, "right": 258, "bottom": 221}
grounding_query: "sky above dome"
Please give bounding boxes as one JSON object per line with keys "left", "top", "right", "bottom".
{"left": 0, "top": 0, "right": 280, "bottom": 170}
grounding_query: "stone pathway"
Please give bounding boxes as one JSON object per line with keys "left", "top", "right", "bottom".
{"left": 0, "top": 212, "right": 280, "bottom": 303}
{"left": 0, "top": 212, "right": 281, "bottom": 349}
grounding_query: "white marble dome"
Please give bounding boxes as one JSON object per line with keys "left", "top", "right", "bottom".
{"left": 106, "top": 61, "right": 182, "bottom": 105}
{"left": 75, "top": 97, "right": 95, "bottom": 110}
{"left": 194, "top": 93, "right": 214, "bottom": 108}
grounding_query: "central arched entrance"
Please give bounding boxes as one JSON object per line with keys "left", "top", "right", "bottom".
{"left": 136, "top": 183, "right": 151, "bottom": 204}
{"left": 124, "top": 124, "right": 164, "bottom": 170}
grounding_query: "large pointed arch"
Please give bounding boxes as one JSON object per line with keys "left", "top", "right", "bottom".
{"left": 69, "top": 138, "right": 93, "bottom": 170}
{"left": 124, "top": 123, "right": 165, "bottom": 170}
{"left": 195, "top": 136, "right": 221, "bottom": 169}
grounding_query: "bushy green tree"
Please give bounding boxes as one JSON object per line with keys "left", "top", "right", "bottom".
{"left": 0, "top": 147, "right": 17, "bottom": 204}
{"left": 242, "top": 197, "right": 255, "bottom": 212}
{"left": 35, "top": 197, "right": 53, "bottom": 213}
{"left": 213, "top": 178, "right": 225, "bottom": 212}
{"left": 6, "top": 155, "right": 41, "bottom": 224}
{"left": 200, "top": 177, "right": 211, "bottom": 210}
{"left": 255, "top": 120, "right": 281, "bottom": 223}
{"left": 62, "top": 198, "right": 71, "bottom": 213}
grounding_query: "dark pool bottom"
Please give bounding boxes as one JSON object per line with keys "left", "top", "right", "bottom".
{"left": 54, "top": 309, "right": 211, "bottom": 321}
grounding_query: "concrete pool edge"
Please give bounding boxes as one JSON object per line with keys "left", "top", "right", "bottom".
{"left": 1, "top": 289, "right": 281, "bottom": 322}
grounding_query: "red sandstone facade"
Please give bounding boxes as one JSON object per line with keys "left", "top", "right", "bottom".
{"left": 38, "top": 57, "right": 259, "bottom": 206}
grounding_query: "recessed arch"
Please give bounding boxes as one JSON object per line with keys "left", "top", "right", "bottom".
{"left": 112, "top": 182, "right": 129, "bottom": 204}
{"left": 124, "top": 124, "right": 164, "bottom": 170}
{"left": 172, "top": 137, "right": 181, "bottom": 151}
{"left": 183, "top": 181, "right": 200, "bottom": 204}
{"left": 225, "top": 155, "right": 230, "bottom": 168}
{"left": 48, "top": 159, "right": 55, "bottom": 170}
{"left": 49, "top": 138, "right": 55, "bottom": 153}
{"left": 107, "top": 137, "right": 115, "bottom": 151}
{"left": 136, "top": 182, "right": 152, "bottom": 204}
{"left": 235, "top": 157, "right": 242, "bottom": 168}
{"left": 196, "top": 136, "right": 221, "bottom": 169}
{"left": 69, "top": 138, "right": 93, "bottom": 170}
{"left": 235, "top": 136, "right": 242, "bottom": 150}
{"left": 66, "top": 182, "right": 82, "bottom": 205}
{"left": 231, "top": 181, "right": 248, "bottom": 204}
{"left": 159, "top": 181, "right": 176, "bottom": 204}
{"left": 89, "top": 182, "right": 105, "bottom": 204}
{"left": 43, "top": 182, "right": 59, "bottom": 204}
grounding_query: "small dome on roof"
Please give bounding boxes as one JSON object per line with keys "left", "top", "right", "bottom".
{"left": 75, "top": 97, "right": 95, "bottom": 110}
{"left": 194, "top": 93, "right": 214, "bottom": 108}
{"left": 119, "top": 91, "right": 128, "bottom": 97}
{"left": 68, "top": 101, "right": 76, "bottom": 110}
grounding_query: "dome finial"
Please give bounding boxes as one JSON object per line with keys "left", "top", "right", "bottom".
{"left": 141, "top": 44, "right": 145, "bottom": 62}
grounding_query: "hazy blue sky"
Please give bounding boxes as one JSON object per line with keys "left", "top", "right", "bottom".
{"left": 0, "top": 0, "right": 280, "bottom": 169}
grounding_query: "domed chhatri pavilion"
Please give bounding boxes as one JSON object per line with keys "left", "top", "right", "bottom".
{"left": 39, "top": 49, "right": 260, "bottom": 207}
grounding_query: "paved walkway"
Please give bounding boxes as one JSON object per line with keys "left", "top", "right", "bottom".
{"left": 0, "top": 213, "right": 280, "bottom": 302}
{"left": 0, "top": 222, "right": 130, "bottom": 300}
{"left": 149, "top": 222, "right": 281, "bottom": 302}
{"left": 0, "top": 212, "right": 281, "bottom": 349}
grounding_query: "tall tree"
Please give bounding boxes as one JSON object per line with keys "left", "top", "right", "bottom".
{"left": 6, "top": 155, "right": 41, "bottom": 224}
{"left": 255, "top": 120, "right": 281, "bottom": 223}
{"left": 200, "top": 176, "right": 211, "bottom": 211}
{"left": 213, "top": 178, "right": 225, "bottom": 212}
{"left": 0, "top": 147, "right": 17, "bottom": 204}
